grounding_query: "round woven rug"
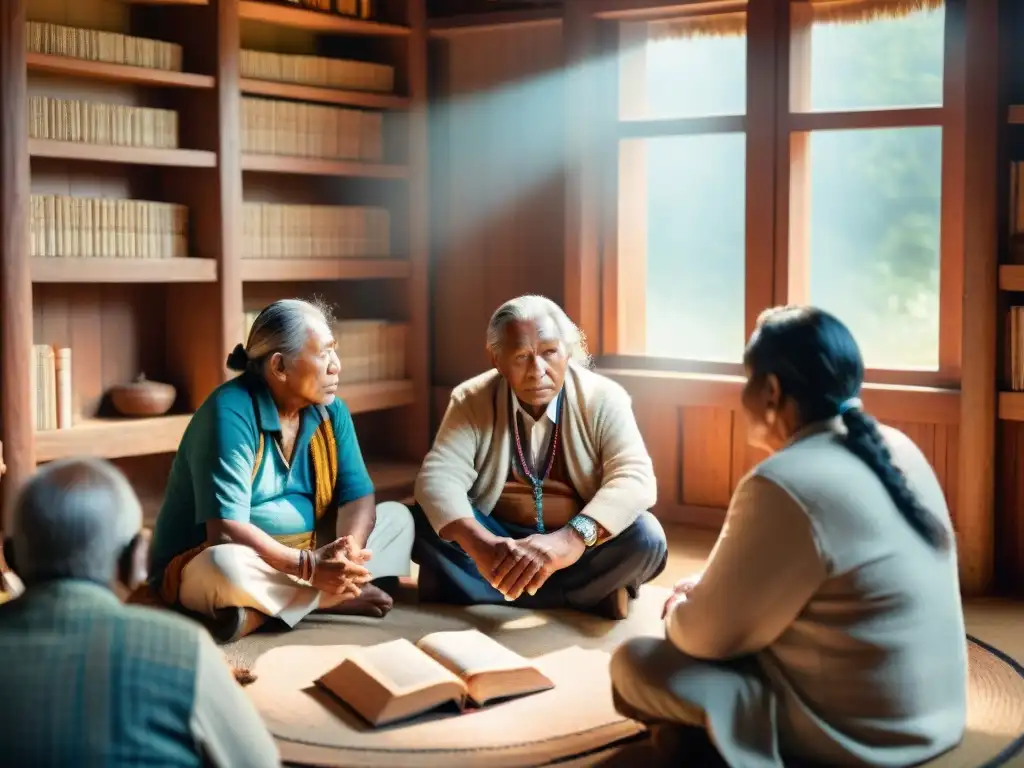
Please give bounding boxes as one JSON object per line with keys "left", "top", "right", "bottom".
{"left": 224, "top": 587, "right": 1024, "bottom": 768}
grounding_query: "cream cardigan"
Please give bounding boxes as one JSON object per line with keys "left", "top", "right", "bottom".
{"left": 414, "top": 364, "right": 657, "bottom": 536}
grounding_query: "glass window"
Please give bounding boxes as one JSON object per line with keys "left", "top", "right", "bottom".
{"left": 802, "top": 126, "right": 942, "bottom": 370}
{"left": 620, "top": 133, "right": 747, "bottom": 362}
{"left": 619, "top": 16, "right": 747, "bottom": 121}
{"left": 791, "top": 2, "right": 945, "bottom": 112}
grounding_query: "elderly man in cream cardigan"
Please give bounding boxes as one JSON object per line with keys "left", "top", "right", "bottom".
{"left": 412, "top": 295, "right": 668, "bottom": 620}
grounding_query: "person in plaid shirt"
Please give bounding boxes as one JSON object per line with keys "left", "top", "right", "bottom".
{"left": 0, "top": 457, "right": 280, "bottom": 767}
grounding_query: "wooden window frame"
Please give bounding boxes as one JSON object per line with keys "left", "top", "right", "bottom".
{"left": 587, "top": 0, "right": 965, "bottom": 389}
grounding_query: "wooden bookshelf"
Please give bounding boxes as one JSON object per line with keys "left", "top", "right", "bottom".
{"left": 240, "top": 258, "right": 410, "bottom": 282}
{"left": 238, "top": 1, "right": 409, "bottom": 36}
{"left": 239, "top": 78, "right": 409, "bottom": 110}
{"left": 29, "top": 139, "right": 217, "bottom": 168}
{"left": 0, "top": 0, "right": 432, "bottom": 522}
{"left": 26, "top": 53, "right": 214, "bottom": 89}
{"left": 240, "top": 154, "right": 408, "bottom": 178}
{"left": 31, "top": 257, "right": 217, "bottom": 284}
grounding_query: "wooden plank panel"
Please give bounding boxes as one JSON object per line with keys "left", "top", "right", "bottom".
{"left": 632, "top": 399, "right": 680, "bottom": 511}
{"left": 680, "top": 406, "right": 733, "bottom": 509}
{"left": 67, "top": 288, "right": 104, "bottom": 419}
{"left": 945, "top": 423, "right": 959, "bottom": 526}
{"left": 889, "top": 421, "right": 938, "bottom": 467}
{"left": 429, "top": 22, "right": 566, "bottom": 388}
{"left": 730, "top": 414, "right": 765, "bottom": 490}
{"left": 932, "top": 423, "right": 950, "bottom": 503}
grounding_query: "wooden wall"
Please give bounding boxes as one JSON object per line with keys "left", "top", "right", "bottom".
{"left": 425, "top": 17, "right": 966, "bottom": 555}
{"left": 428, "top": 21, "right": 566, "bottom": 418}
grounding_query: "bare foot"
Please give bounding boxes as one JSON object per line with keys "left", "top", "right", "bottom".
{"left": 320, "top": 583, "right": 394, "bottom": 618}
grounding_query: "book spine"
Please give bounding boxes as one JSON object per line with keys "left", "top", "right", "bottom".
{"left": 55, "top": 347, "right": 72, "bottom": 429}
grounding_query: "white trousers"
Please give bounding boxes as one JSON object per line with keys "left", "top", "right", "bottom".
{"left": 177, "top": 501, "right": 414, "bottom": 627}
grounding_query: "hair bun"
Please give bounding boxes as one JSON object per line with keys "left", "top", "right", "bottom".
{"left": 225, "top": 343, "right": 250, "bottom": 372}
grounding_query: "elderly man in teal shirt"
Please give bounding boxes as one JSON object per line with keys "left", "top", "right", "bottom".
{"left": 147, "top": 299, "right": 414, "bottom": 642}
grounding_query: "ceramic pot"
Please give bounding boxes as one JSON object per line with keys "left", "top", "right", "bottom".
{"left": 109, "top": 374, "right": 176, "bottom": 417}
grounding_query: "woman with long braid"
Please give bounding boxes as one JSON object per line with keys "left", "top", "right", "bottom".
{"left": 611, "top": 306, "right": 967, "bottom": 767}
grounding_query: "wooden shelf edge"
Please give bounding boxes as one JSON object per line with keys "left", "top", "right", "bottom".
{"left": 240, "top": 258, "right": 409, "bottom": 282}
{"left": 34, "top": 381, "right": 415, "bottom": 462}
{"left": 428, "top": 9, "right": 562, "bottom": 35}
{"left": 1010, "top": 105, "right": 1024, "bottom": 125}
{"left": 35, "top": 414, "right": 193, "bottom": 462}
{"left": 31, "top": 257, "right": 218, "bottom": 283}
{"left": 239, "top": 77, "right": 408, "bottom": 109}
{"left": 999, "top": 392, "right": 1024, "bottom": 421}
{"left": 999, "top": 264, "right": 1024, "bottom": 291}
{"left": 122, "top": 0, "right": 208, "bottom": 4}
{"left": 344, "top": 380, "right": 417, "bottom": 415}
{"left": 29, "top": 139, "right": 217, "bottom": 168}
{"left": 240, "top": 153, "right": 406, "bottom": 178}
{"left": 27, "top": 53, "right": 215, "bottom": 89}
{"left": 238, "top": 1, "right": 409, "bottom": 36}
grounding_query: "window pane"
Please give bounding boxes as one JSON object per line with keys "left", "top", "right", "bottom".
{"left": 791, "top": 1, "right": 944, "bottom": 112}
{"left": 803, "top": 126, "right": 942, "bottom": 370}
{"left": 621, "top": 134, "right": 747, "bottom": 362}
{"left": 619, "top": 16, "right": 747, "bottom": 120}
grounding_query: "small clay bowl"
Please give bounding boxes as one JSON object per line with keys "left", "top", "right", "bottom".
{"left": 109, "top": 374, "right": 176, "bottom": 418}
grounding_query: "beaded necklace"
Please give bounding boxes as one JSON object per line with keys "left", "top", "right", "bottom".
{"left": 511, "top": 388, "right": 565, "bottom": 534}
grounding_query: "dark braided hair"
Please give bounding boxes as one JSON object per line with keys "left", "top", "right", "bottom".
{"left": 743, "top": 306, "right": 950, "bottom": 550}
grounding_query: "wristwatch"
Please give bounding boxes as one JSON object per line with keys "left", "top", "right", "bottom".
{"left": 567, "top": 515, "right": 599, "bottom": 548}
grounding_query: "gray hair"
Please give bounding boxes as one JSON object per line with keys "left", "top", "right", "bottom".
{"left": 12, "top": 458, "right": 142, "bottom": 585}
{"left": 227, "top": 298, "right": 334, "bottom": 373}
{"left": 485, "top": 295, "right": 592, "bottom": 366}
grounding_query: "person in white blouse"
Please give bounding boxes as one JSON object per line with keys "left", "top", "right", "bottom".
{"left": 412, "top": 295, "right": 668, "bottom": 620}
{"left": 610, "top": 305, "right": 968, "bottom": 767}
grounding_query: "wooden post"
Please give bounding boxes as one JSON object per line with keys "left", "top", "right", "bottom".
{"left": 958, "top": 0, "right": 1000, "bottom": 596}
{"left": 563, "top": 0, "right": 603, "bottom": 355}
{"left": 403, "top": 0, "right": 432, "bottom": 458}
{"left": 216, "top": 0, "right": 244, "bottom": 375}
{"left": 747, "top": 0, "right": 780, "bottom": 325}
{"left": 0, "top": 0, "right": 32, "bottom": 526}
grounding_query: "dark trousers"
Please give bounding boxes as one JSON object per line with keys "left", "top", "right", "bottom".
{"left": 410, "top": 504, "right": 668, "bottom": 611}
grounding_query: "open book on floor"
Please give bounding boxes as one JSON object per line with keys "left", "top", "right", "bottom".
{"left": 314, "top": 629, "right": 555, "bottom": 727}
